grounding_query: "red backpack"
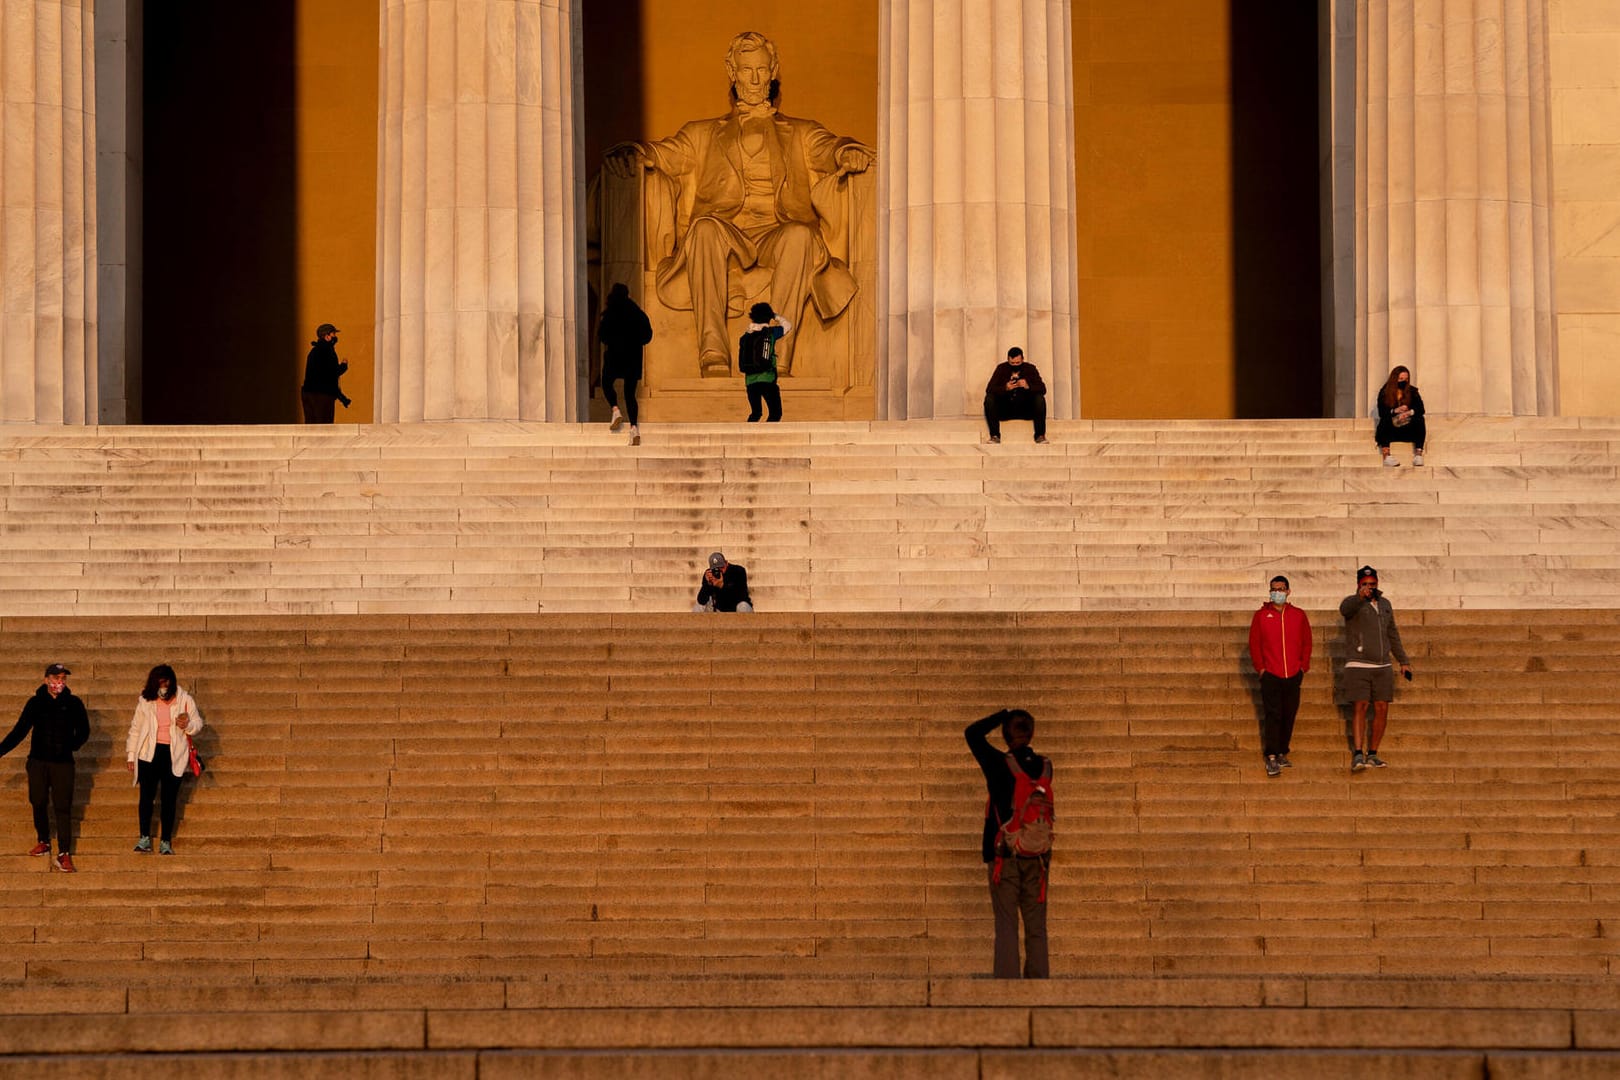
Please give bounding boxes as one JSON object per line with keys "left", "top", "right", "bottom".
{"left": 989, "top": 753, "right": 1054, "bottom": 898}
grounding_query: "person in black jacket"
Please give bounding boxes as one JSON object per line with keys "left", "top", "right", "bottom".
{"left": 1375, "top": 365, "right": 1426, "bottom": 467}
{"left": 983, "top": 347, "right": 1048, "bottom": 444}
{"left": 301, "top": 323, "right": 351, "bottom": 423}
{"left": 0, "top": 664, "right": 91, "bottom": 872}
{"left": 692, "top": 552, "right": 753, "bottom": 612}
{"left": 598, "top": 283, "right": 653, "bottom": 445}
{"left": 965, "top": 708, "right": 1052, "bottom": 978}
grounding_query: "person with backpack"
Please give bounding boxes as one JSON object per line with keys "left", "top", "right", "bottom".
{"left": 597, "top": 282, "right": 652, "bottom": 446}
{"left": 739, "top": 302, "right": 791, "bottom": 422}
{"left": 965, "top": 708, "right": 1053, "bottom": 978}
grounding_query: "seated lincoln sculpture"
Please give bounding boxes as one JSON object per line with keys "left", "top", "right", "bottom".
{"left": 604, "top": 31, "right": 874, "bottom": 378}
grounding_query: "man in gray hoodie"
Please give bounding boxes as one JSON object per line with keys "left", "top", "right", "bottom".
{"left": 1339, "top": 565, "right": 1412, "bottom": 772}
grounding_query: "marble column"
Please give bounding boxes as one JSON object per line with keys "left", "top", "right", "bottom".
{"left": 375, "top": 0, "right": 584, "bottom": 422}
{"left": 877, "top": 0, "right": 1080, "bottom": 421}
{"left": 1347, "top": 0, "right": 1556, "bottom": 416}
{"left": 1, "top": 0, "right": 98, "bottom": 423}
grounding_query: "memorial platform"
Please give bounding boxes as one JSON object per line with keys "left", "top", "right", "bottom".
{"left": 0, "top": 419, "right": 1616, "bottom": 1077}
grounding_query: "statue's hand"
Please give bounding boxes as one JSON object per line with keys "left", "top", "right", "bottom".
{"left": 836, "top": 146, "right": 873, "bottom": 175}
{"left": 603, "top": 142, "right": 650, "bottom": 179}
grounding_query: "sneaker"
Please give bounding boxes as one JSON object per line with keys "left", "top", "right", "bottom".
{"left": 133, "top": 836, "right": 152, "bottom": 853}
{"left": 1279, "top": 755, "right": 1293, "bottom": 768}
{"left": 609, "top": 407, "right": 623, "bottom": 431}
{"left": 1366, "top": 752, "right": 1388, "bottom": 768}
{"left": 987, "top": 436, "right": 1000, "bottom": 444}
{"left": 28, "top": 841, "right": 51, "bottom": 857}
{"left": 629, "top": 425, "right": 640, "bottom": 447}
{"left": 158, "top": 841, "right": 174, "bottom": 856}
{"left": 1412, "top": 451, "right": 1425, "bottom": 466}
{"left": 1034, "top": 435, "right": 1049, "bottom": 444}
{"left": 1265, "top": 757, "right": 1281, "bottom": 777}
{"left": 1383, "top": 456, "right": 1400, "bottom": 468}
{"left": 1351, "top": 750, "right": 1366, "bottom": 772}
{"left": 52, "top": 852, "right": 76, "bottom": 873}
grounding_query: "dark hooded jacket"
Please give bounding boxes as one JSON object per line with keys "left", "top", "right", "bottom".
{"left": 0, "top": 685, "right": 91, "bottom": 763}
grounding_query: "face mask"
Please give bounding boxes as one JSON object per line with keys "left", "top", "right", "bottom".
{"left": 1269, "top": 591, "right": 1288, "bottom": 605}
{"left": 1397, "top": 381, "right": 1408, "bottom": 389}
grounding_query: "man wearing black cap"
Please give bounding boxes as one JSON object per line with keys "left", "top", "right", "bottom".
{"left": 0, "top": 664, "right": 90, "bottom": 872}
{"left": 693, "top": 552, "right": 753, "bottom": 612}
{"left": 301, "top": 323, "right": 351, "bottom": 423}
{"left": 1340, "top": 566, "right": 1411, "bottom": 771}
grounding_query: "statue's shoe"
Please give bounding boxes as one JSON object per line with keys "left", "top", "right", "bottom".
{"left": 700, "top": 353, "right": 732, "bottom": 377}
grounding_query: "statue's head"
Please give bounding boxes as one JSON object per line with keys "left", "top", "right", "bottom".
{"left": 726, "top": 31, "right": 780, "bottom": 107}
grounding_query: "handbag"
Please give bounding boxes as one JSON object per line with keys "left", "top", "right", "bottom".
{"left": 188, "top": 744, "right": 205, "bottom": 778}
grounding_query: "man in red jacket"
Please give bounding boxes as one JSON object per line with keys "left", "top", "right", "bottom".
{"left": 1247, "top": 575, "right": 1312, "bottom": 777}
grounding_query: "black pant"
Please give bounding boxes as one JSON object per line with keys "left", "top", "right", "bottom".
{"left": 26, "top": 758, "right": 74, "bottom": 852}
{"left": 138, "top": 754, "right": 185, "bottom": 841}
{"left": 984, "top": 392, "right": 1046, "bottom": 439}
{"left": 1260, "top": 671, "right": 1303, "bottom": 758}
{"left": 602, "top": 374, "right": 638, "bottom": 425}
{"left": 301, "top": 391, "right": 337, "bottom": 424}
{"left": 1375, "top": 416, "right": 1426, "bottom": 450}
{"left": 746, "top": 382, "right": 782, "bottom": 422}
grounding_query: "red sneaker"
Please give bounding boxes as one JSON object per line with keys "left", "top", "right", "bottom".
{"left": 28, "top": 842, "right": 50, "bottom": 857}
{"left": 52, "top": 852, "right": 76, "bottom": 873}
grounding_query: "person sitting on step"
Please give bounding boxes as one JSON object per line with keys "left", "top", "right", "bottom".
{"left": 693, "top": 552, "right": 753, "bottom": 613}
{"left": 983, "top": 347, "right": 1048, "bottom": 444}
{"left": 1375, "top": 365, "right": 1426, "bottom": 467}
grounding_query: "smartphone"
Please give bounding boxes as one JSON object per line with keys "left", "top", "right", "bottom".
{"left": 1402, "top": 669, "right": 1413, "bottom": 681}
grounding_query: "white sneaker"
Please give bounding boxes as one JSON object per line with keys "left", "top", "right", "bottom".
{"left": 1383, "top": 456, "right": 1400, "bottom": 468}
{"left": 1412, "top": 451, "right": 1424, "bottom": 466}
{"left": 609, "top": 407, "right": 623, "bottom": 432}
{"left": 629, "top": 425, "right": 640, "bottom": 446}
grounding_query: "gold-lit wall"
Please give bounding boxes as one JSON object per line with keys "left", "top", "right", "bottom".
{"left": 296, "top": 0, "right": 378, "bottom": 424}
{"left": 1549, "top": 0, "right": 1620, "bottom": 417}
{"left": 1071, "top": 2, "right": 1321, "bottom": 419}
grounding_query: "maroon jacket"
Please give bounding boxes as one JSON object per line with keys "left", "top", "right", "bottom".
{"left": 985, "top": 361, "right": 1046, "bottom": 401}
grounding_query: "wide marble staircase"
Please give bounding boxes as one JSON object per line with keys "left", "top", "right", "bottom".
{"left": 1, "top": 418, "right": 1618, "bottom": 1077}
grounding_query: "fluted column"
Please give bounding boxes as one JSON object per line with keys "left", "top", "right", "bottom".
{"left": 877, "top": 0, "right": 1080, "bottom": 420}
{"left": 1350, "top": 0, "right": 1555, "bottom": 416}
{"left": 0, "top": 0, "right": 97, "bottom": 423}
{"left": 375, "top": 0, "right": 584, "bottom": 422}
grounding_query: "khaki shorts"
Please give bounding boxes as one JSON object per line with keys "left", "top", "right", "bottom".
{"left": 1341, "top": 664, "right": 1395, "bottom": 703}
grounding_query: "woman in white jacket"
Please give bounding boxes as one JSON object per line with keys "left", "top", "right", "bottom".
{"left": 125, "top": 664, "right": 204, "bottom": 855}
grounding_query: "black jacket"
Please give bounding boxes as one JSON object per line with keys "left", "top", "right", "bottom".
{"left": 965, "top": 710, "right": 1050, "bottom": 864}
{"left": 695, "top": 565, "right": 751, "bottom": 612}
{"left": 302, "top": 338, "right": 349, "bottom": 396}
{"left": 0, "top": 686, "right": 91, "bottom": 763}
{"left": 598, "top": 296, "right": 654, "bottom": 380}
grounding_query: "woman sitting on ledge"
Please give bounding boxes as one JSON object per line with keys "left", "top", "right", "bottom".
{"left": 1376, "top": 365, "right": 1426, "bottom": 468}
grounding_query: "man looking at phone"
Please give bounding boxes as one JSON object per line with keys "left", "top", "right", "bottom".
{"left": 1339, "top": 565, "right": 1411, "bottom": 772}
{"left": 983, "top": 347, "right": 1048, "bottom": 444}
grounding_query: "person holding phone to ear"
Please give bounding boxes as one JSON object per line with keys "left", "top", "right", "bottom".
{"left": 1339, "top": 566, "right": 1411, "bottom": 772}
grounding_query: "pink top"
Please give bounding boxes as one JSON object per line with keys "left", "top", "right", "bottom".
{"left": 156, "top": 699, "right": 172, "bottom": 745}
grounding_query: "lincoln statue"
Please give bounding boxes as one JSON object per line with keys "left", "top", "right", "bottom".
{"left": 604, "top": 31, "right": 874, "bottom": 378}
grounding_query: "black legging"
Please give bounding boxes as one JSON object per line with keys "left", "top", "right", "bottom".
{"left": 601, "top": 375, "right": 638, "bottom": 425}
{"left": 137, "top": 754, "right": 184, "bottom": 842}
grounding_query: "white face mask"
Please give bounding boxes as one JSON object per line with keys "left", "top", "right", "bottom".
{"left": 1269, "top": 591, "right": 1288, "bottom": 605}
